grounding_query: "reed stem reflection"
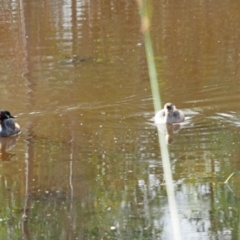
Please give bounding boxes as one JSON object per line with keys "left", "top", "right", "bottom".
{"left": 137, "top": 0, "right": 182, "bottom": 239}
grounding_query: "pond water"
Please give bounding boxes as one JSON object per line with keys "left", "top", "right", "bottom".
{"left": 0, "top": 0, "right": 240, "bottom": 239}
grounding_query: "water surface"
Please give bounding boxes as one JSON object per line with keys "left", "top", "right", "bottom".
{"left": 0, "top": 0, "right": 240, "bottom": 239}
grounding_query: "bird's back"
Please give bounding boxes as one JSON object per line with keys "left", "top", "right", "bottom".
{"left": 0, "top": 119, "right": 21, "bottom": 137}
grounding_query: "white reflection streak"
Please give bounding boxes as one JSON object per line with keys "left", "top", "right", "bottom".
{"left": 138, "top": 180, "right": 151, "bottom": 223}
{"left": 19, "top": 0, "right": 26, "bottom": 45}
{"left": 158, "top": 130, "right": 182, "bottom": 239}
{"left": 69, "top": 130, "right": 74, "bottom": 207}
{"left": 62, "top": 0, "right": 73, "bottom": 40}
{"left": 148, "top": 173, "right": 160, "bottom": 199}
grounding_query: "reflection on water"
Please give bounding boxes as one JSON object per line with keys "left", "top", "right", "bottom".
{"left": 0, "top": 0, "right": 240, "bottom": 239}
{"left": 0, "top": 136, "right": 20, "bottom": 161}
{"left": 156, "top": 123, "right": 182, "bottom": 144}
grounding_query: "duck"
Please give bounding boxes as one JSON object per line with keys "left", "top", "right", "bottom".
{"left": 154, "top": 103, "right": 185, "bottom": 124}
{"left": 0, "top": 110, "right": 21, "bottom": 137}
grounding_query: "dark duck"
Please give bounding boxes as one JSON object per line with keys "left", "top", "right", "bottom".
{"left": 0, "top": 110, "right": 21, "bottom": 137}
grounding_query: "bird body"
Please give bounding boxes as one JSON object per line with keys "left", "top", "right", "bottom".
{"left": 154, "top": 103, "right": 185, "bottom": 124}
{"left": 0, "top": 111, "right": 21, "bottom": 137}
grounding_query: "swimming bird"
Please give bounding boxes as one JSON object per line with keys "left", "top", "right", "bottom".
{"left": 154, "top": 103, "right": 185, "bottom": 124}
{"left": 0, "top": 110, "right": 21, "bottom": 137}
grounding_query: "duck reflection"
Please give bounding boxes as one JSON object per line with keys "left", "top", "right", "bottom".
{"left": 0, "top": 135, "right": 20, "bottom": 161}
{"left": 156, "top": 123, "right": 181, "bottom": 144}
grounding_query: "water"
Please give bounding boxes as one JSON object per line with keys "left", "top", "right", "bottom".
{"left": 0, "top": 0, "right": 240, "bottom": 239}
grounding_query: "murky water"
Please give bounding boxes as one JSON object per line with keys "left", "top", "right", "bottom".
{"left": 0, "top": 0, "right": 240, "bottom": 239}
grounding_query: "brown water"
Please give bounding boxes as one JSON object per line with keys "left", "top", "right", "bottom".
{"left": 0, "top": 0, "right": 240, "bottom": 239}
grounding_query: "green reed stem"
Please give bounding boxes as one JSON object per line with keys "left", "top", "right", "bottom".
{"left": 144, "top": 31, "right": 162, "bottom": 112}
{"left": 137, "top": 1, "right": 182, "bottom": 239}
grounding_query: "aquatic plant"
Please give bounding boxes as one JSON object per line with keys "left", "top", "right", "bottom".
{"left": 136, "top": 1, "right": 182, "bottom": 239}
